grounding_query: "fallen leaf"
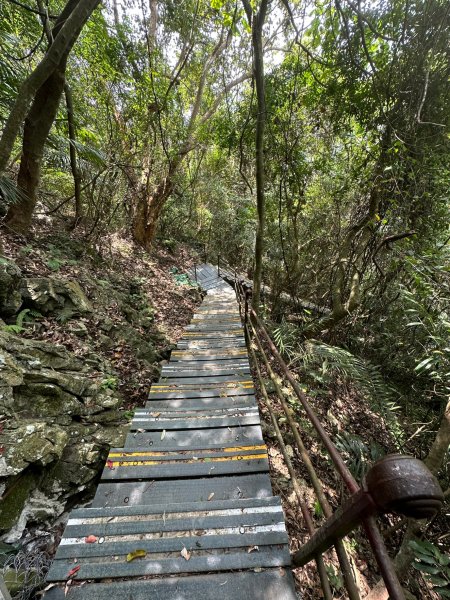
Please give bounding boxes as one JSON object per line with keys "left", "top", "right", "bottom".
{"left": 181, "top": 547, "right": 191, "bottom": 561}
{"left": 85, "top": 535, "right": 98, "bottom": 544}
{"left": 67, "top": 566, "right": 80, "bottom": 579}
{"left": 151, "top": 412, "right": 161, "bottom": 417}
{"left": 126, "top": 549, "right": 147, "bottom": 562}
{"left": 279, "top": 567, "right": 286, "bottom": 577}
{"left": 106, "top": 459, "right": 114, "bottom": 470}
{"left": 247, "top": 545, "right": 259, "bottom": 553}
{"left": 161, "top": 430, "right": 166, "bottom": 440}
{"left": 207, "top": 492, "right": 215, "bottom": 501}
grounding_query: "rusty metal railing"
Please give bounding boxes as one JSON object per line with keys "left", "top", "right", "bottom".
{"left": 233, "top": 281, "right": 443, "bottom": 600}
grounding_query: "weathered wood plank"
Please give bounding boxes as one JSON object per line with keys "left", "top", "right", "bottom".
{"left": 91, "top": 473, "right": 273, "bottom": 507}
{"left": 125, "top": 426, "right": 263, "bottom": 448}
{"left": 43, "top": 569, "right": 297, "bottom": 600}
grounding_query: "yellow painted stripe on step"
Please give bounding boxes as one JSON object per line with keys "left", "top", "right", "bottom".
{"left": 109, "top": 454, "right": 267, "bottom": 467}
{"left": 108, "top": 445, "right": 267, "bottom": 458}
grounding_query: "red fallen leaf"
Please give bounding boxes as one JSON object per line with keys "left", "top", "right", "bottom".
{"left": 85, "top": 535, "right": 98, "bottom": 543}
{"left": 106, "top": 459, "right": 114, "bottom": 470}
{"left": 67, "top": 566, "right": 80, "bottom": 579}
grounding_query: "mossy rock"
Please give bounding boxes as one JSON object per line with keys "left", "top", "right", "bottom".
{"left": 20, "top": 277, "right": 93, "bottom": 315}
{"left": 0, "top": 470, "right": 40, "bottom": 533}
{"left": 13, "top": 384, "right": 82, "bottom": 422}
{"left": 0, "top": 257, "right": 23, "bottom": 318}
{"left": 3, "top": 423, "right": 69, "bottom": 476}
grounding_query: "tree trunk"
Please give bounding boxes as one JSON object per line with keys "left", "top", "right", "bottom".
{"left": 132, "top": 160, "right": 179, "bottom": 248}
{"left": 6, "top": 67, "right": 67, "bottom": 233}
{"left": 0, "top": 0, "right": 100, "bottom": 175}
{"left": 4, "top": 0, "right": 99, "bottom": 234}
{"left": 64, "top": 83, "right": 82, "bottom": 227}
{"left": 242, "top": 0, "right": 269, "bottom": 313}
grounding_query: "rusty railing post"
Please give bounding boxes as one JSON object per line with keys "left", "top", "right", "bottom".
{"left": 292, "top": 455, "right": 443, "bottom": 569}
{"left": 244, "top": 289, "right": 250, "bottom": 326}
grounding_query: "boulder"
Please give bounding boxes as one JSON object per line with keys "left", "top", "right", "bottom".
{"left": 0, "top": 257, "right": 23, "bottom": 317}
{"left": 20, "top": 277, "right": 93, "bottom": 316}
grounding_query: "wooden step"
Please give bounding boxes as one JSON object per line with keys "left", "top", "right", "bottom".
{"left": 43, "top": 568, "right": 297, "bottom": 600}
{"left": 101, "top": 443, "right": 268, "bottom": 480}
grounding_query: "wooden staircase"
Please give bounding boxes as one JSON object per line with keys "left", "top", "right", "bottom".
{"left": 44, "top": 266, "right": 297, "bottom": 599}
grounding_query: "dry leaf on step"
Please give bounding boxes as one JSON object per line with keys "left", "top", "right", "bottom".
{"left": 126, "top": 549, "right": 147, "bottom": 562}
{"left": 84, "top": 535, "right": 98, "bottom": 544}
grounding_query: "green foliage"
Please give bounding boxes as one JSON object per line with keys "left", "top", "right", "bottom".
{"left": 170, "top": 268, "right": 197, "bottom": 287}
{"left": 2, "top": 309, "right": 42, "bottom": 334}
{"left": 302, "top": 341, "right": 404, "bottom": 444}
{"left": 272, "top": 321, "right": 298, "bottom": 360}
{"left": 410, "top": 540, "right": 450, "bottom": 598}
{"left": 335, "top": 432, "right": 385, "bottom": 481}
{"left": 0, "top": 175, "right": 29, "bottom": 211}
{"left": 44, "top": 244, "right": 79, "bottom": 272}
{"left": 55, "top": 308, "right": 75, "bottom": 324}
{"left": 313, "top": 499, "right": 323, "bottom": 518}
{"left": 101, "top": 376, "right": 118, "bottom": 390}
{"left": 325, "top": 563, "right": 344, "bottom": 592}
{"left": 45, "top": 258, "right": 63, "bottom": 272}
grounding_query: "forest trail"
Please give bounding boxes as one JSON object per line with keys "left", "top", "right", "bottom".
{"left": 43, "top": 266, "right": 297, "bottom": 599}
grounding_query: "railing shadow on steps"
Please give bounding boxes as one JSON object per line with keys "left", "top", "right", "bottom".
{"left": 209, "top": 272, "right": 445, "bottom": 600}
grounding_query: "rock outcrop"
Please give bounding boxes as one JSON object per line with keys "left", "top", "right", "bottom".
{"left": 0, "top": 330, "right": 127, "bottom": 542}
{"left": 19, "top": 277, "right": 93, "bottom": 316}
{"left": 0, "top": 257, "right": 23, "bottom": 317}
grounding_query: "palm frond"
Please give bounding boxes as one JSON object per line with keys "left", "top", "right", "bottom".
{"left": 0, "top": 175, "right": 29, "bottom": 211}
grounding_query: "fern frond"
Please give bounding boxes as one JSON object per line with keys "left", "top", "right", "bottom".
{"left": 302, "top": 341, "right": 404, "bottom": 445}
{"left": 272, "top": 320, "right": 298, "bottom": 359}
{"left": 15, "top": 309, "right": 30, "bottom": 329}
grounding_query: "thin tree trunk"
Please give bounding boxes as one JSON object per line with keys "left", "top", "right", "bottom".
{"left": 242, "top": 0, "right": 269, "bottom": 313}
{"left": 148, "top": 0, "right": 158, "bottom": 52}
{"left": 64, "top": 83, "right": 82, "bottom": 227}
{"left": 0, "top": 0, "right": 100, "bottom": 175}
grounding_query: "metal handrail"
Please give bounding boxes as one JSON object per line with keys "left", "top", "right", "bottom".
{"left": 234, "top": 282, "right": 443, "bottom": 600}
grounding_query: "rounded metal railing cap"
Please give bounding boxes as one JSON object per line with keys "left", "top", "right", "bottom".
{"left": 365, "top": 454, "right": 444, "bottom": 519}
